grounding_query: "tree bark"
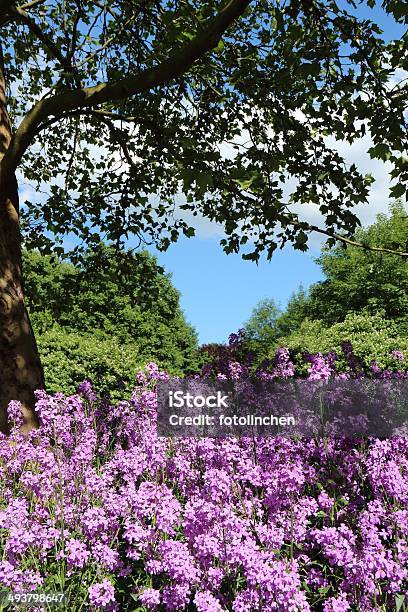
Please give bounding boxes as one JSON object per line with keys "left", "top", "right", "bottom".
{"left": 0, "top": 43, "right": 43, "bottom": 434}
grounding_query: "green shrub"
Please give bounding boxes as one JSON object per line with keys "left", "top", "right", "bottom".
{"left": 276, "top": 312, "right": 408, "bottom": 373}
{"left": 24, "top": 246, "right": 200, "bottom": 382}
{"left": 37, "top": 326, "right": 143, "bottom": 398}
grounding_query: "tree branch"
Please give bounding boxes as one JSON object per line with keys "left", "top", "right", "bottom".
{"left": 279, "top": 215, "right": 408, "bottom": 258}
{"left": 220, "top": 182, "right": 408, "bottom": 259}
{"left": 9, "top": 5, "right": 76, "bottom": 77}
{"left": 33, "top": 107, "right": 164, "bottom": 147}
{"left": 1, "top": 0, "right": 48, "bottom": 27}
{"left": 88, "top": 0, "right": 120, "bottom": 23}
{"left": 75, "top": 15, "right": 134, "bottom": 69}
{"left": 87, "top": 111, "right": 138, "bottom": 169}
{"left": 0, "top": 0, "right": 17, "bottom": 24}
{"left": 18, "top": 0, "right": 47, "bottom": 9}
{"left": 3, "top": 0, "right": 251, "bottom": 176}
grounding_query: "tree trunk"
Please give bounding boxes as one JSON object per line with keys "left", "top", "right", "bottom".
{"left": 0, "top": 176, "right": 44, "bottom": 434}
{"left": 0, "top": 43, "right": 43, "bottom": 434}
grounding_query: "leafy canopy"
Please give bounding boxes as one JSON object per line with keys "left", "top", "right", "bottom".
{"left": 23, "top": 245, "right": 199, "bottom": 377}
{"left": 244, "top": 287, "right": 310, "bottom": 352}
{"left": 306, "top": 201, "right": 408, "bottom": 326}
{"left": 244, "top": 202, "right": 408, "bottom": 361}
{"left": 244, "top": 297, "right": 281, "bottom": 350}
{"left": 1, "top": 0, "right": 407, "bottom": 262}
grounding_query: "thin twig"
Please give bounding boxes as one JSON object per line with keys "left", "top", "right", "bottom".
{"left": 18, "top": 0, "right": 47, "bottom": 9}
{"left": 278, "top": 214, "right": 408, "bottom": 257}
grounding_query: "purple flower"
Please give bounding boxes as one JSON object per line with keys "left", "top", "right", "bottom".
{"left": 228, "top": 361, "right": 244, "bottom": 380}
{"left": 307, "top": 352, "right": 332, "bottom": 380}
{"left": 0, "top": 347, "right": 406, "bottom": 611}
{"left": 138, "top": 588, "right": 160, "bottom": 609}
{"left": 323, "top": 594, "right": 350, "bottom": 611}
{"left": 162, "top": 584, "right": 191, "bottom": 611}
{"left": 89, "top": 579, "right": 115, "bottom": 608}
{"left": 272, "top": 347, "right": 295, "bottom": 378}
{"left": 194, "top": 591, "right": 224, "bottom": 611}
{"left": 77, "top": 380, "right": 98, "bottom": 402}
{"left": 65, "top": 539, "right": 90, "bottom": 569}
{"left": 7, "top": 401, "right": 24, "bottom": 429}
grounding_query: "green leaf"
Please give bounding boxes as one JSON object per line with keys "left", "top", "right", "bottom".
{"left": 368, "top": 144, "right": 391, "bottom": 160}
{"left": 395, "top": 594, "right": 405, "bottom": 612}
{"left": 298, "top": 62, "right": 321, "bottom": 76}
{"left": 183, "top": 227, "right": 195, "bottom": 237}
{"left": 390, "top": 183, "right": 405, "bottom": 198}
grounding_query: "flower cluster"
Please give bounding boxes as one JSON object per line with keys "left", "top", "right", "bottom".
{"left": 0, "top": 347, "right": 406, "bottom": 610}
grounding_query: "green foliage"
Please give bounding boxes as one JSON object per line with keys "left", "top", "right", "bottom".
{"left": 243, "top": 287, "right": 313, "bottom": 363}
{"left": 244, "top": 298, "right": 281, "bottom": 353}
{"left": 278, "top": 312, "right": 408, "bottom": 374}
{"left": 244, "top": 204, "right": 408, "bottom": 366}
{"left": 36, "top": 327, "right": 142, "bottom": 398}
{"left": 307, "top": 202, "right": 408, "bottom": 326}
{"left": 273, "top": 286, "right": 310, "bottom": 338}
{"left": 1, "top": 0, "right": 405, "bottom": 261}
{"left": 23, "top": 245, "right": 199, "bottom": 392}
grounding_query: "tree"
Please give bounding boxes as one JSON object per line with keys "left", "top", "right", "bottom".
{"left": 244, "top": 297, "right": 281, "bottom": 353}
{"left": 307, "top": 201, "right": 408, "bottom": 327}
{"left": 270, "top": 286, "right": 310, "bottom": 338}
{"left": 242, "top": 287, "right": 311, "bottom": 363}
{"left": 244, "top": 204, "right": 407, "bottom": 362}
{"left": 0, "top": 0, "right": 407, "bottom": 431}
{"left": 23, "top": 245, "right": 199, "bottom": 380}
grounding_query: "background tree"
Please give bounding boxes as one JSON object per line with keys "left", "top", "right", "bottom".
{"left": 244, "top": 203, "right": 408, "bottom": 364}
{"left": 307, "top": 201, "right": 408, "bottom": 328}
{"left": 244, "top": 297, "right": 281, "bottom": 353}
{"left": 23, "top": 245, "right": 198, "bottom": 394}
{"left": 245, "top": 286, "right": 310, "bottom": 341}
{"left": 0, "top": 0, "right": 407, "bottom": 430}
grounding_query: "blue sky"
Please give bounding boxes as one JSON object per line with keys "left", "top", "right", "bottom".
{"left": 149, "top": 238, "right": 323, "bottom": 345}
{"left": 144, "top": 132, "right": 398, "bottom": 345}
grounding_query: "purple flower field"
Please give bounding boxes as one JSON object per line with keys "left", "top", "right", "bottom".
{"left": 0, "top": 351, "right": 407, "bottom": 611}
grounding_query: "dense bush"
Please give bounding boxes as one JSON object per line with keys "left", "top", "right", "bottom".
{"left": 219, "top": 314, "right": 408, "bottom": 377}
{"left": 244, "top": 204, "right": 408, "bottom": 364}
{"left": 278, "top": 312, "right": 408, "bottom": 375}
{"left": 24, "top": 246, "right": 199, "bottom": 389}
{"left": 36, "top": 327, "right": 142, "bottom": 397}
{"left": 1, "top": 351, "right": 407, "bottom": 611}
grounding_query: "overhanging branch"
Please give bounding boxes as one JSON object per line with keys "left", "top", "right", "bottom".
{"left": 1, "top": 0, "right": 47, "bottom": 26}
{"left": 19, "top": 0, "right": 47, "bottom": 9}
{"left": 221, "top": 182, "right": 408, "bottom": 259}
{"left": 9, "top": 5, "right": 77, "bottom": 77}
{"left": 87, "top": 111, "right": 138, "bottom": 169}
{"left": 3, "top": 0, "right": 251, "bottom": 176}
{"left": 32, "top": 107, "right": 166, "bottom": 150}
{"left": 279, "top": 215, "right": 408, "bottom": 258}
